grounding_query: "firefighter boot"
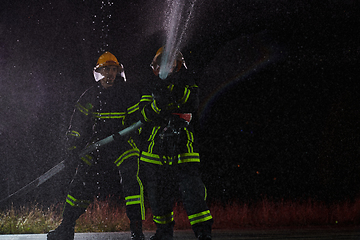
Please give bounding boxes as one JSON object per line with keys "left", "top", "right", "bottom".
{"left": 197, "top": 234, "right": 212, "bottom": 240}
{"left": 193, "top": 222, "right": 212, "bottom": 240}
{"left": 47, "top": 205, "right": 85, "bottom": 240}
{"left": 47, "top": 221, "right": 75, "bottom": 240}
{"left": 149, "top": 221, "right": 174, "bottom": 240}
{"left": 130, "top": 221, "right": 145, "bottom": 240}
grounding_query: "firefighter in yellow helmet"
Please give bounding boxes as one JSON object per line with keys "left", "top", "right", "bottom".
{"left": 150, "top": 46, "right": 187, "bottom": 78}
{"left": 47, "top": 52, "right": 145, "bottom": 240}
{"left": 93, "top": 51, "right": 127, "bottom": 87}
{"left": 137, "top": 46, "right": 213, "bottom": 240}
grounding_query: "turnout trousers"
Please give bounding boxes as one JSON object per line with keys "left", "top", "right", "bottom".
{"left": 140, "top": 153, "right": 213, "bottom": 238}
{"left": 62, "top": 144, "right": 145, "bottom": 226}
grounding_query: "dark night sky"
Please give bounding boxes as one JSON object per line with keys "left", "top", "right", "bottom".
{"left": 0, "top": 0, "right": 359, "bottom": 206}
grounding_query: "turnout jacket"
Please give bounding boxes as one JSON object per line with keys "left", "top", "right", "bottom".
{"left": 66, "top": 80, "right": 140, "bottom": 165}
{"left": 138, "top": 71, "right": 200, "bottom": 165}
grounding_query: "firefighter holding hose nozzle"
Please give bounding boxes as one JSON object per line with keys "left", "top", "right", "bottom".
{"left": 138, "top": 46, "right": 213, "bottom": 240}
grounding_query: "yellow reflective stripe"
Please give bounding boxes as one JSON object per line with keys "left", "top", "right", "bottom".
{"left": 140, "top": 152, "right": 199, "bottom": 165}
{"left": 93, "top": 112, "right": 126, "bottom": 119}
{"left": 139, "top": 94, "right": 153, "bottom": 119}
{"left": 68, "top": 146, "right": 77, "bottom": 151}
{"left": 153, "top": 212, "right": 174, "bottom": 224}
{"left": 141, "top": 106, "right": 151, "bottom": 122}
{"left": 67, "top": 130, "right": 80, "bottom": 138}
{"left": 140, "top": 152, "right": 163, "bottom": 165}
{"left": 184, "top": 127, "right": 194, "bottom": 153}
{"left": 127, "top": 138, "right": 137, "bottom": 149}
{"left": 188, "top": 210, "right": 212, "bottom": 225}
{"left": 167, "top": 84, "right": 174, "bottom": 91}
{"left": 66, "top": 194, "right": 91, "bottom": 208}
{"left": 178, "top": 87, "right": 191, "bottom": 105}
{"left": 125, "top": 195, "right": 141, "bottom": 205}
{"left": 136, "top": 157, "right": 145, "bottom": 220}
{"left": 76, "top": 102, "right": 90, "bottom": 116}
{"left": 147, "top": 127, "right": 161, "bottom": 153}
{"left": 151, "top": 100, "right": 161, "bottom": 114}
{"left": 204, "top": 185, "right": 208, "bottom": 201}
{"left": 177, "top": 153, "right": 200, "bottom": 163}
{"left": 140, "top": 95, "right": 153, "bottom": 103}
{"left": 81, "top": 154, "right": 93, "bottom": 166}
{"left": 114, "top": 148, "right": 140, "bottom": 167}
{"left": 127, "top": 102, "right": 139, "bottom": 114}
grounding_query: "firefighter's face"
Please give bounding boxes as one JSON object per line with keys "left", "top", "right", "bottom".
{"left": 99, "top": 65, "right": 118, "bottom": 89}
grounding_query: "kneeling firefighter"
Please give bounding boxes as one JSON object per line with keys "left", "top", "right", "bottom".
{"left": 138, "top": 46, "right": 213, "bottom": 240}
{"left": 47, "top": 52, "right": 145, "bottom": 240}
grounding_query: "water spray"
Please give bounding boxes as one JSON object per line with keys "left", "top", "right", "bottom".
{"left": 159, "top": 0, "right": 197, "bottom": 80}
{"left": 93, "top": 0, "right": 114, "bottom": 53}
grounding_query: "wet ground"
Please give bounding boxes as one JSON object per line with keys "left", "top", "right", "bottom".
{"left": 1, "top": 228, "right": 359, "bottom": 240}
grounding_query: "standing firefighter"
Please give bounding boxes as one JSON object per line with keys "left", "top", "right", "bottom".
{"left": 138, "top": 46, "right": 213, "bottom": 240}
{"left": 47, "top": 52, "right": 145, "bottom": 240}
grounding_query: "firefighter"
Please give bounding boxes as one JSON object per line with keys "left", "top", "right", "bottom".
{"left": 47, "top": 52, "right": 145, "bottom": 240}
{"left": 138, "top": 46, "right": 213, "bottom": 240}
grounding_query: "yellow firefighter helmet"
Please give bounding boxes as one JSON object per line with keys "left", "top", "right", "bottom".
{"left": 94, "top": 51, "right": 123, "bottom": 71}
{"left": 93, "top": 51, "right": 126, "bottom": 82}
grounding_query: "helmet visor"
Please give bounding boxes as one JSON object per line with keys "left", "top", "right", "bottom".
{"left": 93, "top": 64, "right": 126, "bottom": 82}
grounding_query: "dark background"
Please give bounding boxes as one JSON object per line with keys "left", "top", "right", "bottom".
{"left": 0, "top": 0, "right": 359, "bottom": 207}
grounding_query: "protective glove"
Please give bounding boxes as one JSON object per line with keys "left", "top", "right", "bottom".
{"left": 66, "top": 145, "right": 95, "bottom": 167}
{"left": 152, "top": 94, "right": 171, "bottom": 112}
{"left": 152, "top": 82, "right": 177, "bottom": 111}
{"left": 166, "top": 113, "right": 189, "bottom": 129}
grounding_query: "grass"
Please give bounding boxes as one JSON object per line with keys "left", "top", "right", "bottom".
{"left": 0, "top": 204, "right": 61, "bottom": 234}
{"left": 1, "top": 197, "right": 360, "bottom": 234}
